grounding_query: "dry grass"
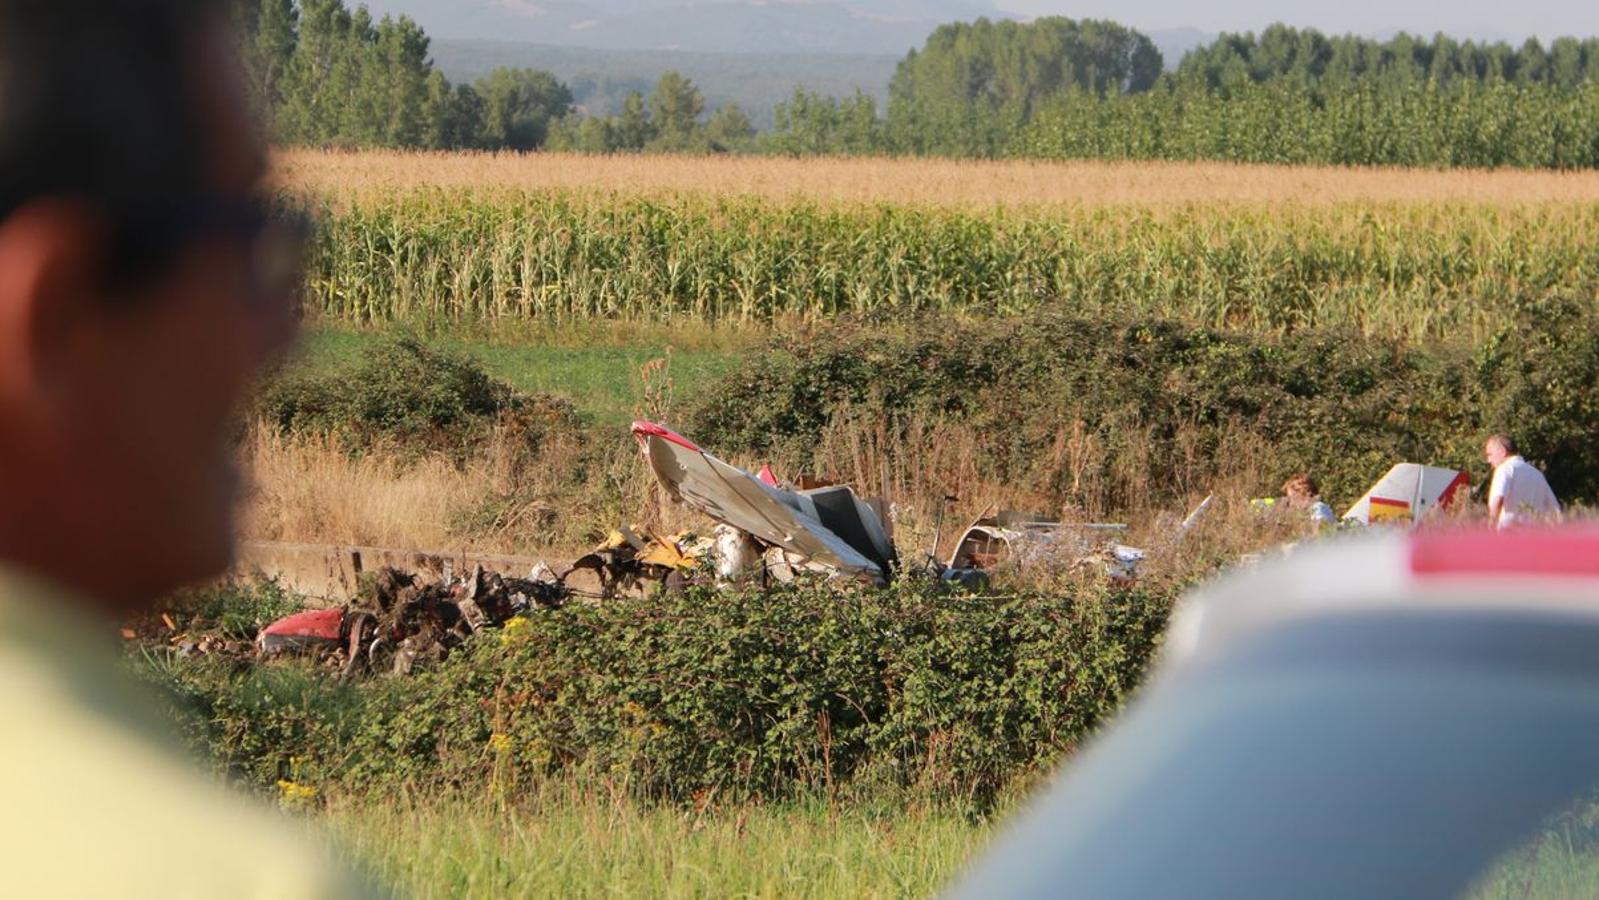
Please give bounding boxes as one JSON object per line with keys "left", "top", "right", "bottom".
{"left": 242, "top": 429, "right": 494, "bottom": 552}
{"left": 239, "top": 404, "right": 1335, "bottom": 573}
{"left": 240, "top": 416, "right": 1512, "bottom": 599}
{"left": 241, "top": 421, "right": 681, "bottom": 558}
{"left": 277, "top": 149, "right": 1599, "bottom": 211}
{"left": 239, "top": 425, "right": 630, "bottom": 557}
{"left": 795, "top": 412, "right": 1307, "bottom": 569}
{"left": 239, "top": 338, "right": 1497, "bottom": 569}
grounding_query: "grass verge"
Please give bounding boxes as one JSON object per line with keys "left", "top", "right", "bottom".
{"left": 286, "top": 325, "right": 743, "bottom": 427}
{"left": 321, "top": 791, "right": 992, "bottom": 899}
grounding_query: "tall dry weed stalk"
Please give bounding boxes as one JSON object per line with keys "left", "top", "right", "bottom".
{"left": 779, "top": 410, "right": 1322, "bottom": 569}
{"left": 632, "top": 352, "right": 683, "bottom": 534}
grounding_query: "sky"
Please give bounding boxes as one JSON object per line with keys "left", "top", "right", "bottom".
{"left": 992, "top": 0, "right": 1599, "bottom": 43}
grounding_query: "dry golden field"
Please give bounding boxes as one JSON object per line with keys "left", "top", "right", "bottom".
{"left": 276, "top": 149, "right": 1599, "bottom": 210}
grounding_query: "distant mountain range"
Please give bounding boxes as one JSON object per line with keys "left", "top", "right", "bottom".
{"left": 355, "top": 2, "right": 1557, "bottom": 63}
{"left": 364, "top": 1, "right": 1218, "bottom": 125}
{"left": 361, "top": 0, "right": 1215, "bottom": 60}
{"left": 360, "top": 0, "right": 1001, "bottom": 55}
{"left": 430, "top": 40, "right": 902, "bottom": 127}
{"left": 429, "top": 27, "right": 1213, "bottom": 128}
{"left": 1146, "top": 27, "right": 1211, "bottom": 72}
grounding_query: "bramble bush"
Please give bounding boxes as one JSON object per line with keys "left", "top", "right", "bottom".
{"left": 246, "top": 306, "right": 1599, "bottom": 545}
{"left": 690, "top": 303, "right": 1599, "bottom": 511}
{"left": 141, "top": 577, "right": 1172, "bottom": 810}
{"left": 1470, "top": 295, "right": 1599, "bottom": 501}
{"left": 255, "top": 336, "right": 585, "bottom": 460}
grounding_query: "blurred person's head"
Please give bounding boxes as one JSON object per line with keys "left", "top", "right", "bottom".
{"left": 1282, "top": 473, "right": 1319, "bottom": 504}
{"left": 1484, "top": 434, "right": 1516, "bottom": 469}
{"left": 0, "top": 0, "right": 298, "bottom": 612}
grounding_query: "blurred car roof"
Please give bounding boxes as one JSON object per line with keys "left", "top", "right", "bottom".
{"left": 952, "top": 528, "right": 1599, "bottom": 900}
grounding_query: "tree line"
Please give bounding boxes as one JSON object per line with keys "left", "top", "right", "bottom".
{"left": 1019, "top": 80, "right": 1599, "bottom": 168}
{"left": 1174, "top": 25, "right": 1599, "bottom": 94}
{"left": 240, "top": 0, "right": 751, "bottom": 152}
{"left": 241, "top": 1, "right": 1599, "bottom": 167}
{"left": 783, "top": 20, "right": 1599, "bottom": 166}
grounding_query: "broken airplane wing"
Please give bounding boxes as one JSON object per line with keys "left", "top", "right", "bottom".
{"left": 631, "top": 421, "right": 886, "bottom": 583}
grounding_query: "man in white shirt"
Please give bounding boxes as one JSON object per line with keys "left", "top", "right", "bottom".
{"left": 1485, "top": 434, "right": 1562, "bottom": 530}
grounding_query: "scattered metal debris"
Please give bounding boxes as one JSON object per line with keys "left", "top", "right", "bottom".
{"left": 564, "top": 526, "right": 706, "bottom": 598}
{"left": 258, "top": 608, "right": 343, "bottom": 655}
{"left": 212, "top": 433, "right": 1485, "bottom": 683}
{"left": 255, "top": 563, "right": 567, "bottom": 676}
{"left": 145, "top": 422, "right": 1486, "bottom": 689}
{"left": 630, "top": 419, "right": 1183, "bottom": 588}
{"left": 942, "top": 509, "right": 1149, "bottom": 585}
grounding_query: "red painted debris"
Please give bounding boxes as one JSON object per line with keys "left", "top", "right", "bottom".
{"left": 631, "top": 420, "right": 702, "bottom": 453}
{"left": 261, "top": 607, "right": 344, "bottom": 641}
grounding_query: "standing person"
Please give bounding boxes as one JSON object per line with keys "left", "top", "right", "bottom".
{"left": 0, "top": 2, "right": 374, "bottom": 895}
{"left": 1484, "top": 434, "right": 1562, "bottom": 530}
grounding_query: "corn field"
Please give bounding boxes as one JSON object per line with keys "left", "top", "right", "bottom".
{"left": 303, "top": 187, "right": 1599, "bottom": 339}
{"left": 278, "top": 150, "right": 1599, "bottom": 210}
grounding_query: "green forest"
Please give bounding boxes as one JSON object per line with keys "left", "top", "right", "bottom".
{"left": 242, "top": 0, "right": 1599, "bottom": 167}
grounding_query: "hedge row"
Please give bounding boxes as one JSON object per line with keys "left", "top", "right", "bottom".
{"left": 689, "top": 299, "right": 1599, "bottom": 510}
{"left": 144, "top": 578, "right": 1170, "bottom": 809}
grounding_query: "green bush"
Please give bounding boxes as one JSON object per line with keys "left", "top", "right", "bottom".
{"left": 1471, "top": 295, "right": 1599, "bottom": 500}
{"left": 256, "top": 335, "right": 585, "bottom": 458}
{"left": 687, "top": 307, "right": 1599, "bottom": 508}
{"left": 167, "top": 578, "right": 304, "bottom": 640}
{"left": 142, "top": 577, "right": 1171, "bottom": 810}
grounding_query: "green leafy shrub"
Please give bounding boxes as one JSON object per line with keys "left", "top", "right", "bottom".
{"left": 166, "top": 578, "right": 304, "bottom": 640}
{"left": 257, "top": 336, "right": 585, "bottom": 458}
{"left": 1471, "top": 295, "right": 1599, "bottom": 500}
{"left": 688, "top": 315, "right": 1454, "bottom": 508}
{"left": 688, "top": 307, "right": 1599, "bottom": 509}
{"left": 142, "top": 577, "right": 1171, "bottom": 810}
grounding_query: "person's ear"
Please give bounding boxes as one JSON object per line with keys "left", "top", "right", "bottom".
{"left": 0, "top": 200, "right": 106, "bottom": 407}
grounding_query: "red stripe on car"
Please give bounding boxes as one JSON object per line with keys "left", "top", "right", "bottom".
{"left": 1412, "top": 528, "right": 1599, "bottom": 578}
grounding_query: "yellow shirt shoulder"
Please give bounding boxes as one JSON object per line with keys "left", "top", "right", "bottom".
{"left": 0, "top": 568, "right": 376, "bottom": 899}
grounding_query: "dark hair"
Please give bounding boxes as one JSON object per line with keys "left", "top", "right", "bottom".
{"left": 0, "top": 0, "right": 221, "bottom": 283}
{"left": 1487, "top": 433, "right": 1517, "bottom": 455}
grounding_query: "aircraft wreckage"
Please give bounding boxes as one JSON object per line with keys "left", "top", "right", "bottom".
{"left": 247, "top": 424, "right": 1475, "bottom": 676}
{"left": 631, "top": 420, "right": 897, "bottom": 584}
{"left": 627, "top": 426, "right": 1476, "bottom": 584}
{"left": 629, "top": 420, "right": 1181, "bottom": 590}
